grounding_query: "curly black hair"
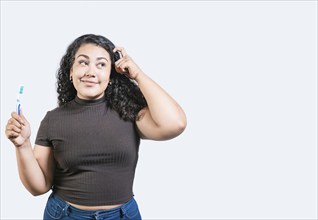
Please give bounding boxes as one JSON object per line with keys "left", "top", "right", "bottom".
{"left": 56, "top": 34, "right": 147, "bottom": 121}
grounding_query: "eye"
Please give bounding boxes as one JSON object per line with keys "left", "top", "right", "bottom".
{"left": 97, "top": 62, "right": 106, "bottom": 69}
{"left": 79, "top": 60, "right": 88, "bottom": 66}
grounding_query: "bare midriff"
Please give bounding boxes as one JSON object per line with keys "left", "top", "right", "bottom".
{"left": 67, "top": 201, "right": 123, "bottom": 211}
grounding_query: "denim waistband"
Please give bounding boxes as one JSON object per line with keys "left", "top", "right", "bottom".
{"left": 48, "top": 192, "right": 136, "bottom": 219}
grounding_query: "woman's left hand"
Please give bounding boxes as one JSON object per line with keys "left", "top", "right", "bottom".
{"left": 113, "top": 47, "right": 143, "bottom": 80}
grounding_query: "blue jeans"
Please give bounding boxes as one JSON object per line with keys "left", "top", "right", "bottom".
{"left": 43, "top": 193, "right": 142, "bottom": 220}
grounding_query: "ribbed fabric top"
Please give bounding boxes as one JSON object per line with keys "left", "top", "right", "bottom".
{"left": 35, "top": 96, "right": 140, "bottom": 206}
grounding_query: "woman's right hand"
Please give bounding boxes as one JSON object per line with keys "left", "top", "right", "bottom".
{"left": 5, "top": 111, "right": 31, "bottom": 147}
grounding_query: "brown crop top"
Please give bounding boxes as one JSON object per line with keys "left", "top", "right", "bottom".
{"left": 35, "top": 96, "right": 140, "bottom": 206}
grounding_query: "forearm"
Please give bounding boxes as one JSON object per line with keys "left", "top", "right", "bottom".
{"left": 15, "top": 140, "right": 50, "bottom": 196}
{"left": 135, "top": 72, "right": 187, "bottom": 129}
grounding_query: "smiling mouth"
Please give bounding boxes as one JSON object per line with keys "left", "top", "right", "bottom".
{"left": 80, "top": 79, "right": 99, "bottom": 86}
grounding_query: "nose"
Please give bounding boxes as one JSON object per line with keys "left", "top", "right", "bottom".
{"left": 85, "top": 64, "right": 96, "bottom": 77}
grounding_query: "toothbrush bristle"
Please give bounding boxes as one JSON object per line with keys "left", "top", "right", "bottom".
{"left": 19, "top": 85, "right": 24, "bottom": 94}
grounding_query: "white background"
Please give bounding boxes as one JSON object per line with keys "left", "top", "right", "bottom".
{"left": 1, "top": 1, "right": 317, "bottom": 219}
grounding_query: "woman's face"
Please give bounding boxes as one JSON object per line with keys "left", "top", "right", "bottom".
{"left": 70, "top": 43, "right": 112, "bottom": 100}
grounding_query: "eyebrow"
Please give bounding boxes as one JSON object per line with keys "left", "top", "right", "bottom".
{"left": 77, "top": 54, "right": 109, "bottom": 62}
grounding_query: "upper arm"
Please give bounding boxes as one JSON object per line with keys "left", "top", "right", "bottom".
{"left": 136, "top": 107, "right": 186, "bottom": 141}
{"left": 33, "top": 144, "right": 55, "bottom": 190}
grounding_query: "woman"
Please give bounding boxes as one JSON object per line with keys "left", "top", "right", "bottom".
{"left": 5, "top": 34, "right": 187, "bottom": 220}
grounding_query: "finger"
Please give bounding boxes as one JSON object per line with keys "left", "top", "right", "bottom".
{"left": 6, "top": 130, "right": 20, "bottom": 139}
{"left": 113, "top": 47, "right": 122, "bottom": 53}
{"left": 9, "top": 117, "right": 24, "bottom": 128}
{"left": 11, "top": 111, "right": 25, "bottom": 125}
{"left": 7, "top": 117, "right": 22, "bottom": 128}
{"left": 7, "top": 124, "right": 22, "bottom": 133}
{"left": 19, "top": 110, "right": 27, "bottom": 125}
{"left": 120, "top": 65, "right": 129, "bottom": 73}
{"left": 113, "top": 47, "right": 128, "bottom": 57}
{"left": 116, "top": 63, "right": 129, "bottom": 74}
{"left": 119, "top": 48, "right": 128, "bottom": 57}
{"left": 114, "top": 59, "right": 128, "bottom": 74}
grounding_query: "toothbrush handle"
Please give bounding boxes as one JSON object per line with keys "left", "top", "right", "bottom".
{"left": 16, "top": 100, "right": 21, "bottom": 115}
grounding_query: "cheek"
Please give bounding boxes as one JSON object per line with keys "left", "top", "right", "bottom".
{"left": 73, "top": 66, "right": 87, "bottom": 76}
{"left": 100, "top": 69, "right": 111, "bottom": 80}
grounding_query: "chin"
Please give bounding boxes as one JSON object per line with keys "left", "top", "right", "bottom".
{"left": 79, "top": 92, "right": 104, "bottom": 100}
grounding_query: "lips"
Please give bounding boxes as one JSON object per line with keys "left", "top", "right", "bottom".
{"left": 80, "top": 79, "right": 98, "bottom": 86}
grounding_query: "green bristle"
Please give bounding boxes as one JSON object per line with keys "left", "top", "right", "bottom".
{"left": 19, "top": 85, "right": 24, "bottom": 94}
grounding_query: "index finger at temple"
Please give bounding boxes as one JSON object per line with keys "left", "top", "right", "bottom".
{"left": 115, "top": 47, "right": 127, "bottom": 57}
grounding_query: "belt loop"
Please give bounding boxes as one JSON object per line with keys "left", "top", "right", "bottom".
{"left": 120, "top": 206, "right": 126, "bottom": 218}
{"left": 63, "top": 203, "right": 70, "bottom": 216}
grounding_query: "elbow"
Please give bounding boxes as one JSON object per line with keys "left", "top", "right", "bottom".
{"left": 164, "top": 116, "right": 187, "bottom": 140}
{"left": 28, "top": 186, "right": 51, "bottom": 197}
{"left": 176, "top": 108, "right": 187, "bottom": 135}
{"left": 31, "top": 191, "right": 44, "bottom": 197}
{"left": 163, "top": 106, "right": 187, "bottom": 137}
{"left": 30, "top": 189, "right": 50, "bottom": 197}
{"left": 174, "top": 116, "right": 187, "bottom": 135}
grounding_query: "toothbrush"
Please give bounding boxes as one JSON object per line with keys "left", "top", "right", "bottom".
{"left": 16, "top": 85, "right": 24, "bottom": 115}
